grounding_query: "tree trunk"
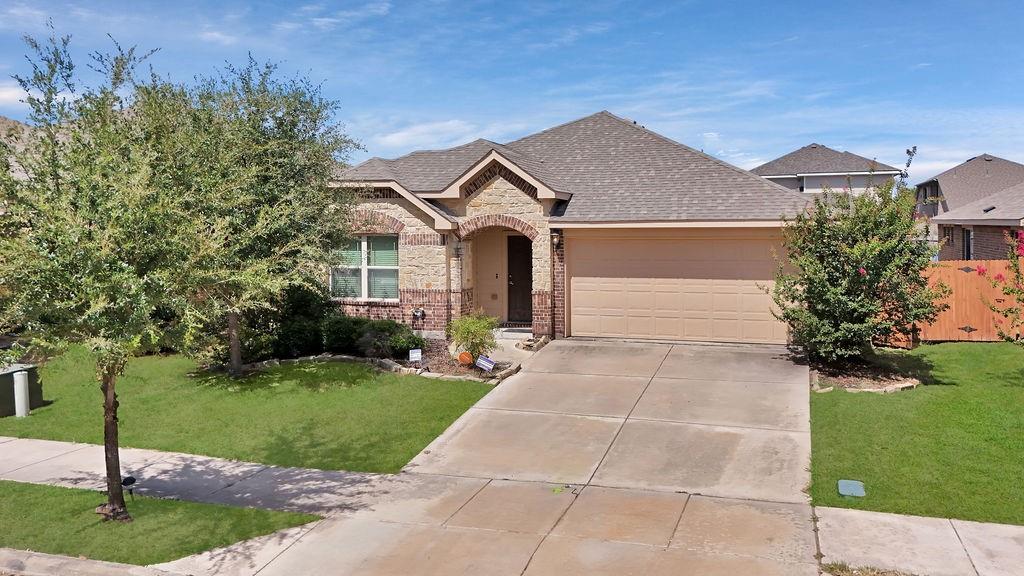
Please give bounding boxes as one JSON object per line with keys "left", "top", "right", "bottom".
{"left": 227, "top": 310, "right": 243, "bottom": 377}
{"left": 97, "top": 366, "right": 131, "bottom": 522}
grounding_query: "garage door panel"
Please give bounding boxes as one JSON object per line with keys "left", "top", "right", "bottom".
{"left": 568, "top": 233, "right": 787, "bottom": 344}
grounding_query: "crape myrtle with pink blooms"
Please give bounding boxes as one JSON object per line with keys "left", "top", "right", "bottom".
{"left": 770, "top": 161, "right": 950, "bottom": 363}
{"left": 981, "top": 230, "right": 1024, "bottom": 345}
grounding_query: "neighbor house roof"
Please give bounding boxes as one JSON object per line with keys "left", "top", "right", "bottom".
{"left": 916, "top": 154, "right": 1024, "bottom": 211}
{"left": 337, "top": 111, "right": 809, "bottom": 223}
{"left": 750, "top": 143, "right": 900, "bottom": 177}
{"left": 931, "top": 180, "right": 1024, "bottom": 226}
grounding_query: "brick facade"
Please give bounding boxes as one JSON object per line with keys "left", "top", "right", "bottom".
{"left": 343, "top": 176, "right": 557, "bottom": 338}
{"left": 531, "top": 290, "right": 553, "bottom": 336}
{"left": 552, "top": 236, "right": 567, "bottom": 337}
{"left": 938, "top": 224, "right": 1022, "bottom": 260}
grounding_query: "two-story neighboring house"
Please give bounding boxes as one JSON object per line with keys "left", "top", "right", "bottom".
{"left": 750, "top": 143, "right": 901, "bottom": 195}
{"left": 920, "top": 154, "right": 1024, "bottom": 260}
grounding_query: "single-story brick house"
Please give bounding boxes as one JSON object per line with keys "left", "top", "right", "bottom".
{"left": 333, "top": 111, "right": 808, "bottom": 344}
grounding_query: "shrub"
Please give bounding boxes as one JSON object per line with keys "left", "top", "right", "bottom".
{"left": 273, "top": 317, "right": 324, "bottom": 359}
{"left": 448, "top": 312, "right": 499, "bottom": 359}
{"left": 321, "top": 313, "right": 369, "bottom": 354}
{"left": 356, "top": 319, "right": 425, "bottom": 359}
{"left": 771, "top": 178, "right": 949, "bottom": 363}
{"left": 243, "top": 285, "right": 331, "bottom": 361}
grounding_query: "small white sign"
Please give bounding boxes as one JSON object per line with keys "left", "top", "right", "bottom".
{"left": 408, "top": 348, "right": 422, "bottom": 362}
{"left": 475, "top": 355, "right": 496, "bottom": 372}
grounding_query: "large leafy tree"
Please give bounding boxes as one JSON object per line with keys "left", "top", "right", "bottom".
{"left": 770, "top": 174, "right": 950, "bottom": 362}
{"left": 146, "top": 60, "right": 358, "bottom": 374}
{"left": 0, "top": 33, "right": 208, "bottom": 520}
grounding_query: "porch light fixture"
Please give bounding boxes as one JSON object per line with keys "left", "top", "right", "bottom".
{"left": 551, "top": 231, "right": 562, "bottom": 247}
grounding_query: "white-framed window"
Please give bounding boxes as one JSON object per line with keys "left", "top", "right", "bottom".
{"left": 962, "top": 228, "right": 973, "bottom": 260}
{"left": 330, "top": 235, "right": 399, "bottom": 300}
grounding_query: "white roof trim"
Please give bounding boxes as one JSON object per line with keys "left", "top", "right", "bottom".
{"left": 764, "top": 171, "right": 900, "bottom": 178}
{"left": 552, "top": 220, "right": 785, "bottom": 229}
{"left": 932, "top": 217, "right": 1023, "bottom": 227}
{"left": 415, "top": 150, "right": 570, "bottom": 200}
{"left": 330, "top": 180, "right": 456, "bottom": 231}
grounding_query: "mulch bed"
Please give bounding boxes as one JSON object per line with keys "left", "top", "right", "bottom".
{"left": 815, "top": 360, "right": 920, "bottom": 391}
{"left": 408, "top": 339, "right": 512, "bottom": 379}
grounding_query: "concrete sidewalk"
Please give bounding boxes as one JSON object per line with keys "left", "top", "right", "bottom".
{"left": 817, "top": 506, "right": 1024, "bottom": 576}
{"left": 0, "top": 435, "right": 405, "bottom": 515}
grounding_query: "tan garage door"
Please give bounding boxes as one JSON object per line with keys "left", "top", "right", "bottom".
{"left": 566, "top": 228, "right": 788, "bottom": 344}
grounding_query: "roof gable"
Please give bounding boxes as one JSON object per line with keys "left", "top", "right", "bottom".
{"left": 337, "top": 111, "right": 810, "bottom": 222}
{"left": 918, "top": 154, "right": 1024, "bottom": 210}
{"left": 932, "top": 179, "right": 1024, "bottom": 225}
{"left": 751, "top": 143, "right": 900, "bottom": 177}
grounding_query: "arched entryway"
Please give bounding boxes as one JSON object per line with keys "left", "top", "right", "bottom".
{"left": 458, "top": 216, "right": 539, "bottom": 326}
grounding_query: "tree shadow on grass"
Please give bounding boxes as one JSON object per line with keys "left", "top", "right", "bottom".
{"left": 810, "top": 348, "right": 944, "bottom": 387}
{"left": 189, "top": 360, "right": 377, "bottom": 393}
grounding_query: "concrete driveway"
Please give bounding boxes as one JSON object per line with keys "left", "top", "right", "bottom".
{"left": 175, "top": 339, "right": 815, "bottom": 575}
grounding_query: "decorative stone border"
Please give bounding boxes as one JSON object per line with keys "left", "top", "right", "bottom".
{"left": 237, "top": 353, "right": 521, "bottom": 385}
{"left": 810, "top": 369, "right": 919, "bottom": 394}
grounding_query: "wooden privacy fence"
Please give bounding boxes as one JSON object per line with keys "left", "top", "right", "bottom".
{"left": 914, "top": 259, "right": 1016, "bottom": 342}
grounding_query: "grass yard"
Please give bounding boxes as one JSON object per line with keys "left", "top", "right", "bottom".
{"left": 811, "top": 342, "right": 1024, "bottom": 525}
{"left": 0, "top": 480, "right": 316, "bottom": 565}
{"left": 0, "top": 346, "right": 491, "bottom": 472}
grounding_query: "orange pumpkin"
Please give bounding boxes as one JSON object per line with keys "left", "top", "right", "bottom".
{"left": 457, "top": 351, "right": 474, "bottom": 365}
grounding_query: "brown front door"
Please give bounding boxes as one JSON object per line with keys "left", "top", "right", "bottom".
{"left": 507, "top": 235, "right": 533, "bottom": 323}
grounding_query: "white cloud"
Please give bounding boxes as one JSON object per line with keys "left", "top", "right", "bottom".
{"left": 363, "top": 117, "right": 529, "bottom": 154}
{"left": 292, "top": 1, "right": 392, "bottom": 32}
{"left": 529, "top": 22, "right": 610, "bottom": 50}
{"left": 199, "top": 29, "right": 239, "bottom": 46}
{"left": 0, "top": 82, "right": 25, "bottom": 108}
{"left": 374, "top": 119, "right": 479, "bottom": 149}
{"left": 0, "top": 3, "right": 48, "bottom": 30}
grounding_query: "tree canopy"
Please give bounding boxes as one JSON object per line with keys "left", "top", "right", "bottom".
{"left": 0, "top": 29, "right": 357, "bottom": 518}
{"left": 770, "top": 177, "right": 949, "bottom": 362}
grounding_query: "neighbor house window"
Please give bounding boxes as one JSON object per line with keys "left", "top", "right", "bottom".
{"left": 962, "top": 228, "right": 972, "bottom": 260}
{"left": 331, "top": 235, "right": 399, "bottom": 299}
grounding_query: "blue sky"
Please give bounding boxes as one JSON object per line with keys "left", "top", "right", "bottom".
{"left": 2, "top": 1, "right": 1023, "bottom": 181}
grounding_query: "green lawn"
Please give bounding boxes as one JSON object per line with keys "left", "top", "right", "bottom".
{"left": 0, "top": 346, "right": 491, "bottom": 472}
{"left": 0, "top": 480, "right": 316, "bottom": 565}
{"left": 811, "top": 342, "right": 1024, "bottom": 525}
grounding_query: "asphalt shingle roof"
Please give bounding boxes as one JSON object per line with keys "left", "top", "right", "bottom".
{"left": 337, "top": 111, "right": 809, "bottom": 222}
{"left": 932, "top": 179, "right": 1024, "bottom": 223}
{"left": 750, "top": 143, "right": 900, "bottom": 177}
{"left": 917, "top": 154, "right": 1024, "bottom": 211}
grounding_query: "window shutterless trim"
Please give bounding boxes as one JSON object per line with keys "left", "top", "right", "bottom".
{"left": 330, "top": 235, "right": 399, "bottom": 299}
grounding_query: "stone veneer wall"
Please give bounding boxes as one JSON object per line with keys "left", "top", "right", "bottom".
{"left": 938, "top": 224, "right": 1021, "bottom": 260}
{"left": 346, "top": 176, "right": 558, "bottom": 337}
